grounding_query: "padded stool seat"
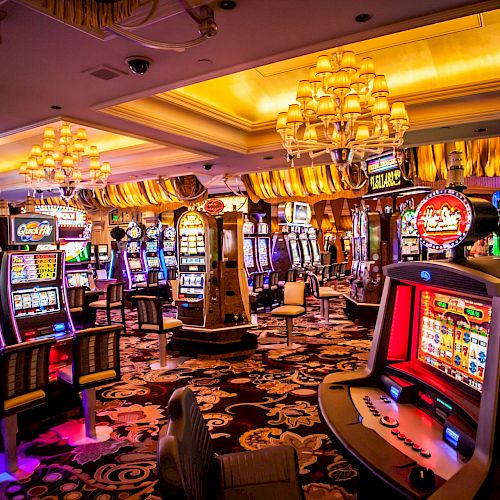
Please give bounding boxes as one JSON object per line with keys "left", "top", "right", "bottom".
{"left": 141, "top": 318, "right": 182, "bottom": 332}
{"left": 272, "top": 305, "right": 305, "bottom": 317}
{"left": 89, "top": 300, "right": 122, "bottom": 308}
{"left": 318, "top": 286, "right": 342, "bottom": 298}
{"left": 218, "top": 445, "right": 302, "bottom": 498}
{"left": 309, "top": 273, "right": 340, "bottom": 324}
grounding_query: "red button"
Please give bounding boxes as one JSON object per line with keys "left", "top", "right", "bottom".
{"left": 412, "top": 443, "right": 422, "bottom": 451}
{"left": 397, "top": 433, "right": 406, "bottom": 440}
{"left": 420, "top": 449, "right": 431, "bottom": 458}
{"left": 391, "top": 429, "right": 400, "bottom": 435}
{"left": 404, "top": 438, "right": 414, "bottom": 446}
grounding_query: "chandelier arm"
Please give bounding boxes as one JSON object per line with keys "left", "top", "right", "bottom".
{"left": 106, "top": 4, "right": 216, "bottom": 52}
{"left": 177, "top": 0, "right": 204, "bottom": 24}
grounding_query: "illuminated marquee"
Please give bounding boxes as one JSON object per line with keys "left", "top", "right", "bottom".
{"left": 11, "top": 216, "right": 57, "bottom": 245}
{"left": 35, "top": 205, "right": 87, "bottom": 226}
{"left": 415, "top": 189, "right": 472, "bottom": 250}
{"left": 367, "top": 153, "right": 407, "bottom": 195}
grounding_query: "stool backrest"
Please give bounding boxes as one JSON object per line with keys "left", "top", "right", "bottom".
{"left": 0, "top": 338, "right": 54, "bottom": 418}
{"left": 338, "top": 262, "right": 346, "bottom": 279}
{"left": 286, "top": 268, "right": 298, "bottom": 282}
{"left": 308, "top": 272, "right": 320, "bottom": 299}
{"left": 107, "top": 282, "right": 125, "bottom": 305}
{"left": 329, "top": 263, "right": 340, "bottom": 280}
{"left": 147, "top": 270, "right": 159, "bottom": 286}
{"left": 70, "top": 325, "right": 122, "bottom": 390}
{"left": 283, "top": 281, "right": 306, "bottom": 307}
{"left": 67, "top": 286, "right": 85, "bottom": 309}
{"left": 158, "top": 387, "right": 217, "bottom": 499}
{"left": 252, "top": 272, "right": 265, "bottom": 292}
{"left": 268, "top": 270, "right": 279, "bottom": 288}
{"left": 135, "top": 295, "right": 162, "bottom": 330}
{"left": 321, "top": 265, "right": 330, "bottom": 283}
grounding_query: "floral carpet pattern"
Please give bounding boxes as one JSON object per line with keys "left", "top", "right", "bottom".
{"left": 1, "top": 288, "right": 373, "bottom": 499}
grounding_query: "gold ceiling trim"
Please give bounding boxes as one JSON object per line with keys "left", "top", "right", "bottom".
{"left": 102, "top": 102, "right": 249, "bottom": 153}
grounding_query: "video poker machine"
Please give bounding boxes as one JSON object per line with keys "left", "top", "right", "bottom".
{"left": 401, "top": 201, "right": 422, "bottom": 262}
{"left": 319, "top": 188, "right": 500, "bottom": 498}
{"left": 307, "top": 227, "right": 321, "bottom": 266}
{"left": 243, "top": 216, "right": 259, "bottom": 278}
{"left": 256, "top": 216, "right": 274, "bottom": 274}
{"left": 144, "top": 224, "right": 165, "bottom": 279}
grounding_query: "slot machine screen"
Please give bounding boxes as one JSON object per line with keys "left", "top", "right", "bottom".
{"left": 61, "top": 241, "right": 92, "bottom": 263}
{"left": 165, "top": 256, "right": 177, "bottom": 266}
{"left": 310, "top": 238, "right": 320, "bottom": 263}
{"left": 129, "top": 259, "right": 143, "bottom": 271}
{"left": 146, "top": 241, "right": 158, "bottom": 252}
{"left": 289, "top": 238, "right": 301, "bottom": 265}
{"left": 300, "top": 238, "right": 311, "bottom": 262}
{"left": 11, "top": 253, "right": 58, "bottom": 284}
{"left": 147, "top": 256, "right": 160, "bottom": 268}
{"left": 98, "top": 244, "right": 109, "bottom": 262}
{"left": 417, "top": 289, "right": 491, "bottom": 393}
{"left": 67, "top": 271, "right": 90, "bottom": 289}
{"left": 128, "top": 241, "right": 141, "bottom": 253}
{"left": 258, "top": 239, "right": 269, "bottom": 267}
{"left": 244, "top": 238, "right": 255, "bottom": 268}
{"left": 12, "top": 286, "right": 61, "bottom": 318}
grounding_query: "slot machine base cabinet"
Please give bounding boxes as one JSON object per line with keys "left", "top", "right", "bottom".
{"left": 343, "top": 294, "right": 379, "bottom": 327}
{"left": 168, "top": 324, "right": 257, "bottom": 359}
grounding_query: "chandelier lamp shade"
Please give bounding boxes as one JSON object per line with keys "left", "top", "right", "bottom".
{"left": 19, "top": 123, "right": 111, "bottom": 201}
{"left": 276, "top": 50, "right": 410, "bottom": 188}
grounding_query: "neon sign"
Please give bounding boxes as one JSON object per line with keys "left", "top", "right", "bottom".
{"left": 415, "top": 189, "right": 472, "bottom": 250}
{"left": 366, "top": 153, "right": 410, "bottom": 195}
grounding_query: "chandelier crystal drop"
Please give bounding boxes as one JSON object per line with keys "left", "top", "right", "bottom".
{"left": 19, "top": 123, "right": 111, "bottom": 201}
{"left": 276, "top": 50, "right": 410, "bottom": 188}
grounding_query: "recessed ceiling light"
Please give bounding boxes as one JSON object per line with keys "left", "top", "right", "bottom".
{"left": 263, "top": 156, "right": 273, "bottom": 160}
{"left": 474, "top": 127, "right": 487, "bottom": 133}
{"left": 197, "top": 58, "right": 213, "bottom": 65}
{"left": 219, "top": 0, "right": 237, "bottom": 9}
{"left": 51, "top": 105, "right": 62, "bottom": 110}
{"left": 129, "top": 175, "right": 138, "bottom": 179}
{"left": 355, "top": 13, "right": 371, "bottom": 23}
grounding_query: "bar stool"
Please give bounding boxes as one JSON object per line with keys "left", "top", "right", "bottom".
{"left": 0, "top": 338, "right": 54, "bottom": 479}
{"left": 134, "top": 295, "right": 183, "bottom": 370}
{"left": 263, "top": 270, "right": 280, "bottom": 309}
{"left": 249, "top": 272, "right": 265, "bottom": 313}
{"left": 136, "top": 270, "right": 160, "bottom": 296}
{"left": 329, "top": 263, "right": 340, "bottom": 290}
{"left": 67, "top": 286, "right": 85, "bottom": 329}
{"left": 89, "top": 282, "right": 126, "bottom": 331}
{"left": 320, "top": 264, "right": 331, "bottom": 286}
{"left": 309, "top": 272, "right": 342, "bottom": 324}
{"left": 269, "top": 281, "right": 306, "bottom": 349}
{"left": 54, "top": 325, "right": 122, "bottom": 445}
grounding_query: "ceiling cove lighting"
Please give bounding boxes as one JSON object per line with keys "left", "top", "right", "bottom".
{"left": 20, "top": 123, "right": 111, "bottom": 202}
{"left": 276, "top": 49, "right": 410, "bottom": 189}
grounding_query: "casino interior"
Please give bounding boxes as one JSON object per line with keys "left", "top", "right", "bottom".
{"left": 0, "top": 1, "right": 500, "bottom": 498}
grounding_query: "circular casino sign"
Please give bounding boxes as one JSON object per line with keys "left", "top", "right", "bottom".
{"left": 145, "top": 225, "right": 160, "bottom": 240}
{"left": 415, "top": 189, "right": 473, "bottom": 250}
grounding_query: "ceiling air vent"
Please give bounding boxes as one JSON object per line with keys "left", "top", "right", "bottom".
{"left": 83, "top": 64, "right": 127, "bottom": 80}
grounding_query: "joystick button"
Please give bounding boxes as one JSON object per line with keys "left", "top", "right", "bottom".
{"left": 420, "top": 449, "right": 431, "bottom": 458}
{"left": 380, "top": 416, "right": 399, "bottom": 428}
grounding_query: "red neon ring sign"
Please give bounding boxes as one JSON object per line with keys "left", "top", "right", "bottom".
{"left": 415, "top": 189, "right": 473, "bottom": 250}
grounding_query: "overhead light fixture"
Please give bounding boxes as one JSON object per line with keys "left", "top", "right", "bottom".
{"left": 19, "top": 123, "right": 111, "bottom": 202}
{"left": 276, "top": 49, "right": 410, "bottom": 189}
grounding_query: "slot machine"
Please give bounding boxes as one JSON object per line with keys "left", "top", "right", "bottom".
{"left": 299, "top": 231, "right": 312, "bottom": 268}
{"left": 287, "top": 231, "right": 302, "bottom": 269}
{"left": 144, "top": 224, "right": 163, "bottom": 277}
{"left": 162, "top": 225, "right": 177, "bottom": 274}
{"left": 319, "top": 188, "right": 500, "bottom": 498}
{"left": 243, "top": 217, "right": 259, "bottom": 277}
{"left": 125, "top": 221, "right": 146, "bottom": 288}
{"left": 66, "top": 269, "right": 93, "bottom": 290}
{"left": 256, "top": 216, "right": 274, "bottom": 274}
{"left": 307, "top": 227, "right": 321, "bottom": 266}
{"left": 401, "top": 203, "right": 421, "bottom": 261}
{"left": 176, "top": 211, "right": 218, "bottom": 327}
{"left": 97, "top": 244, "right": 110, "bottom": 270}
{"left": 348, "top": 209, "right": 361, "bottom": 298}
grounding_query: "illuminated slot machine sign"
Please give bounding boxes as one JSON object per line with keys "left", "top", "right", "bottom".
{"left": 34, "top": 205, "right": 92, "bottom": 240}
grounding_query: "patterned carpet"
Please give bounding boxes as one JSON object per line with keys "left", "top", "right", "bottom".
{"left": 1, "top": 288, "right": 373, "bottom": 499}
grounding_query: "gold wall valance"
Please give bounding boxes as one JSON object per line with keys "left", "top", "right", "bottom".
{"left": 243, "top": 137, "right": 500, "bottom": 204}
{"left": 78, "top": 178, "right": 183, "bottom": 211}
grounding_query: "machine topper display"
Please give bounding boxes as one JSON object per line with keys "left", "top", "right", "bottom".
{"left": 415, "top": 189, "right": 472, "bottom": 249}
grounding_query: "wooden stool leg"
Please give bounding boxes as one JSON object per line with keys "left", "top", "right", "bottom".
{"left": 324, "top": 299, "right": 330, "bottom": 324}
{"left": 285, "top": 317, "right": 293, "bottom": 348}
{"left": 82, "top": 388, "right": 97, "bottom": 439}
{"left": 1, "top": 415, "right": 18, "bottom": 473}
{"left": 159, "top": 333, "right": 167, "bottom": 368}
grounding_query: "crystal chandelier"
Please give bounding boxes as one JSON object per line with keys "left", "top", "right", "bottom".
{"left": 276, "top": 50, "right": 410, "bottom": 189}
{"left": 20, "top": 123, "right": 111, "bottom": 201}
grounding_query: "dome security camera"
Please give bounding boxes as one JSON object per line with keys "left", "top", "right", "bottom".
{"left": 203, "top": 164, "right": 213, "bottom": 171}
{"left": 125, "top": 57, "right": 153, "bottom": 75}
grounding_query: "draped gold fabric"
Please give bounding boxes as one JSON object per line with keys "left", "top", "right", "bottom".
{"left": 42, "top": 0, "right": 141, "bottom": 29}
{"left": 78, "top": 179, "right": 182, "bottom": 210}
{"left": 244, "top": 138, "right": 500, "bottom": 203}
{"left": 417, "top": 137, "right": 500, "bottom": 181}
{"left": 34, "top": 196, "right": 83, "bottom": 209}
